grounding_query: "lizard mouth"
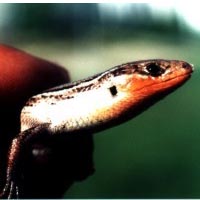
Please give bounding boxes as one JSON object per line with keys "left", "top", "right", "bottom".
{"left": 133, "top": 70, "right": 193, "bottom": 95}
{"left": 150, "top": 72, "right": 192, "bottom": 91}
{"left": 159, "top": 70, "right": 192, "bottom": 86}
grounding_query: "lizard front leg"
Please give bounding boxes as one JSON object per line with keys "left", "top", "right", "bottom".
{"left": 0, "top": 124, "right": 50, "bottom": 199}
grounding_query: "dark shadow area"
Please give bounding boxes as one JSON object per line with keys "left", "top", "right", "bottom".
{"left": 22, "top": 132, "right": 94, "bottom": 198}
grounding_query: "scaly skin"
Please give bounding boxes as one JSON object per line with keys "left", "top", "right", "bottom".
{"left": 0, "top": 59, "right": 193, "bottom": 198}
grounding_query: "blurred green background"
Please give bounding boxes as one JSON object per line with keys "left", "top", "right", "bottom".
{"left": 1, "top": 3, "right": 200, "bottom": 198}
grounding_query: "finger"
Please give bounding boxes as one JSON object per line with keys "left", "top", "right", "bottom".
{"left": 0, "top": 44, "right": 70, "bottom": 109}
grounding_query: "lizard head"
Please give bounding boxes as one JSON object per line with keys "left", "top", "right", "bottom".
{"left": 121, "top": 59, "right": 193, "bottom": 95}
{"left": 105, "top": 59, "right": 193, "bottom": 123}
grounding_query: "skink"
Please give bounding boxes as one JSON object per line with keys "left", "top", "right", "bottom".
{"left": 0, "top": 59, "right": 193, "bottom": 198}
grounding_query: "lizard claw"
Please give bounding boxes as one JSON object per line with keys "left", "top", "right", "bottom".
{"left": 0, "top": 180, "right": 20, "bottom": 199}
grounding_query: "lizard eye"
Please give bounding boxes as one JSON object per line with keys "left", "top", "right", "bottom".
{"left": 146, "top": 63, "right": 165, "bottom": 77}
